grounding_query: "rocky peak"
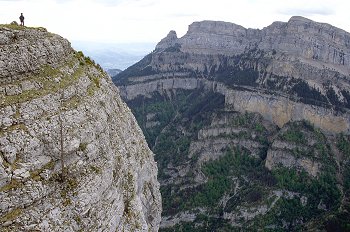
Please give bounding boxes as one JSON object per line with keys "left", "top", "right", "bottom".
{"left": 0, "top": 25, "right": 161, "bottom": 231}
{"left": 178, "top": 20, "right": 250, "bottom": 55}
{"left": 187, "top": 20, "right": 246, "bottom": 36}
{"left": 261, "top": 16, "right": 350, "bottom": 67}
{"left": 155, "top": 30, "right": 178, "bottom": 51}
{"left": 288, "top": 15, "right": 313, "bottom": 23}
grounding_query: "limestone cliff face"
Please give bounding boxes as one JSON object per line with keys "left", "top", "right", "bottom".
{"left": 116, "top": 16, "right": 350, "bottom": 134}
{"left": 157, "top": 16, "right": 350, "bottom": 68}
{"left": 0, "top": 25, "right": 161, "bottom": 231}
{"left": 118, "top": 78, "right": 349, "bottom": 134}
{"left": 113, "top": 17, "right": 350, "bottom": 231}
{"left": 113, "top": 83, "right": 347, "bottom": 230}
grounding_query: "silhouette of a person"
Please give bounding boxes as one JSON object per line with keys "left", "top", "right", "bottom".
{"left": 19, "top": 13, "right": 24, "bottom": 26}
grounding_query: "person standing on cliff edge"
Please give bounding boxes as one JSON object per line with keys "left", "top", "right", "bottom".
{"left": 19, "top": 13, "right": 24, "bottom": 26}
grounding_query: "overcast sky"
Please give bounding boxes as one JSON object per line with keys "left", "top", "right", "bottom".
{"left": 0, "top": 0, "right": 349, "bottom": 44}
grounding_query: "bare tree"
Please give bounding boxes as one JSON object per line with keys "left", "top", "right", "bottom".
{"left": 59, "top": 90, "right": 65, "bottom": 181}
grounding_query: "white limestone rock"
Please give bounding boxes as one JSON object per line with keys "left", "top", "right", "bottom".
{"left": 0, "top": 25, "right": 161, "bottom": 231}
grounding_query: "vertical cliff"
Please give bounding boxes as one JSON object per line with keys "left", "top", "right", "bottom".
{"left": 0, "top": 25, "right": 161, "bottom": 231}
{"left": 113, "top": 17, "right": 350, "bottom": 231}
{"left": 116, "top": 16, "right": 350, "bottom": 134}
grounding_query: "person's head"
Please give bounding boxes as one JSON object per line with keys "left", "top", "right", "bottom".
{"left": 21, "top": 13, "right": 23, "bottom": 15}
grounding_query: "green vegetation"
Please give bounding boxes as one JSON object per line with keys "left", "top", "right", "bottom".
{"left": 230, "top": 112, "right": 254, "bottom": 126}
{"left": 29, "top": 160, "right": 55, "bottom": 181}
{"left": 1, "top": 57, "right": 85, "bottom": 107}
{"left": 340, "top": 134, "right": 350, "bottom": 192}
{"left": 0, "top": 208, "right": 22, "bottom": 223}
{"left": 129, "top": 89, "right": 225, "bottom": 171}
{"left": 192, "top": 149, "right": 266, "bottom": 208}
{"left": 78, "top": 142, "right": 88, "bottom": 152}
{"left": 130, "top": 92, "right": 177, "bottom": 147}
{"left": 89, "top": 165, "right": 102, "bottom": 174}
{"left": 273, "top": 167, "right": 340, "bottom": 208}
{"left": 326, "top": 87, "right": 342, "bottom": 106}
{"left": 324, "top": 209, "right": 350, "bottom": 232}
{"left": 62, "top": 95, "right": 82, "bottom": 109}
{"left": 0, "top": 123, "right": 27, "bottom": 137}
{"left": 325, "top": 134, "right": 350, "bottom": 232}
{"left": 291, "top": 80, "right": 329, "bottom": 107}
{"left": 255, "top": 124, "right": 341, "bottom": 230}
{"left": 215, "top": 56, "right": 259, "bottom": 87}
{"left": 87, "top": 74, "right": 102, "bottom": 96}
{"left": 110, "top": 41, "right": 350, "bottom": 230}
{"left": 60, "top": 176, "right": 78, "bottom": 207}
{"left": 0, "top": 24, "right": 47, "bottom": 31}
{"left": 216, "top": 67, "right": 259, "bottom": 87}
{"left": 254, "top": 166, "right": 340, "bottom": 230}
{"left": 160, "top": 146, "right": 275, "bottom": 230}
{"left": 128, "top": 85, "right": 342, "bottom": 230}
{"left": 92, "top": 77, "right": 101, "bottom": 88}
{"left": 0, "top": 179, "right": 23, "bottom": 192}
{"left": 338, "top": 134, "right": 350, "bottom": 158}
{"left": 161, "top": 217, "right": 236, "bottom": 232}
{"left": 75, "top": 50, "right": 104, "bottom": 72}
{"left": 341, "top": 90, "right": 350, "bottom": 109}
{"left": 156, "top": 91, "right": 224, "bottom": 168}
{"left": 118, "top": 56, "right": 346, "bottom": 230}
{"left": 158, "top": 118, "right": 343, "bottom": 231}
{"left": 254, "top": 122, "right": 265, "bottom": 132}
{"left": 118, "top": 77, "right": 350, "bottom": 230}
{"left": 281, "top": 127, "right": 305, "bottom": 144}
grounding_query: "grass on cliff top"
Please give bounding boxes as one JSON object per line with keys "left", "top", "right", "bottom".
{"left": 1, "top": 67, "right": 81, "bottom": 107}
{"left": 1, "top": 55, "right": 84, "bottom": 107}
{"left": 0, "top": 23, "right": 47, "bottom": 31}
{"left": 0, "top": 50, "right": 106, "bottom": 109}
{"left": 0, "top": 208, "right": 22, "bottom": 223}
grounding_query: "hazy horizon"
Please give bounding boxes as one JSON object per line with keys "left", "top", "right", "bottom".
{"left": 71, "top": 40, "right": 156, "bottom": 70}
{"left": 2, "top": 0, "right": 349, "bottom": 71}
{"left": 1, "top": 0, "right": 349, "bottom": 44}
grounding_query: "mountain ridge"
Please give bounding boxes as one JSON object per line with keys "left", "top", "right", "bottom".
{"left": 156, "top": 16, "right": 350, "bottom": 69}
{"left": 114, "top": 16, "right": 350, "bottom": 231}
{"left": 115, "top": 16, "right": 350, "bottom": 134}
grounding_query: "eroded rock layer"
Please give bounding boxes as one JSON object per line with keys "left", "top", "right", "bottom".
{"left": 0, "top": 25, "right": 161, "bottom": 231}
{"left": 115, "top": 16, "right": 350, "bottom": 134}
{"left": 114, "top": 17, "right": 350, "bottom": 231}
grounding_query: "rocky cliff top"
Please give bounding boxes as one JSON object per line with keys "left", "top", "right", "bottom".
{"left": 156, "top": 16, "right": 350, "bottom": 72}
{"left": 0, "top": 25, "right": 161, "bottom": 231}
{"left": 155, "top": 30, "right": 178, "bottom": 51}
{"left": 0, "top": 25, "right": 73, "bottom": 83}
{"left": 187, "top": 20, "right": 246, "bottom": 36}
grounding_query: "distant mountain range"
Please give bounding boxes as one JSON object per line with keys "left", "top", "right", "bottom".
{"left": 106, "top": 68, "right": 122, "bottom": 77}
{"left": 71, "top": 41, "right": 156, "bottom": 71}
